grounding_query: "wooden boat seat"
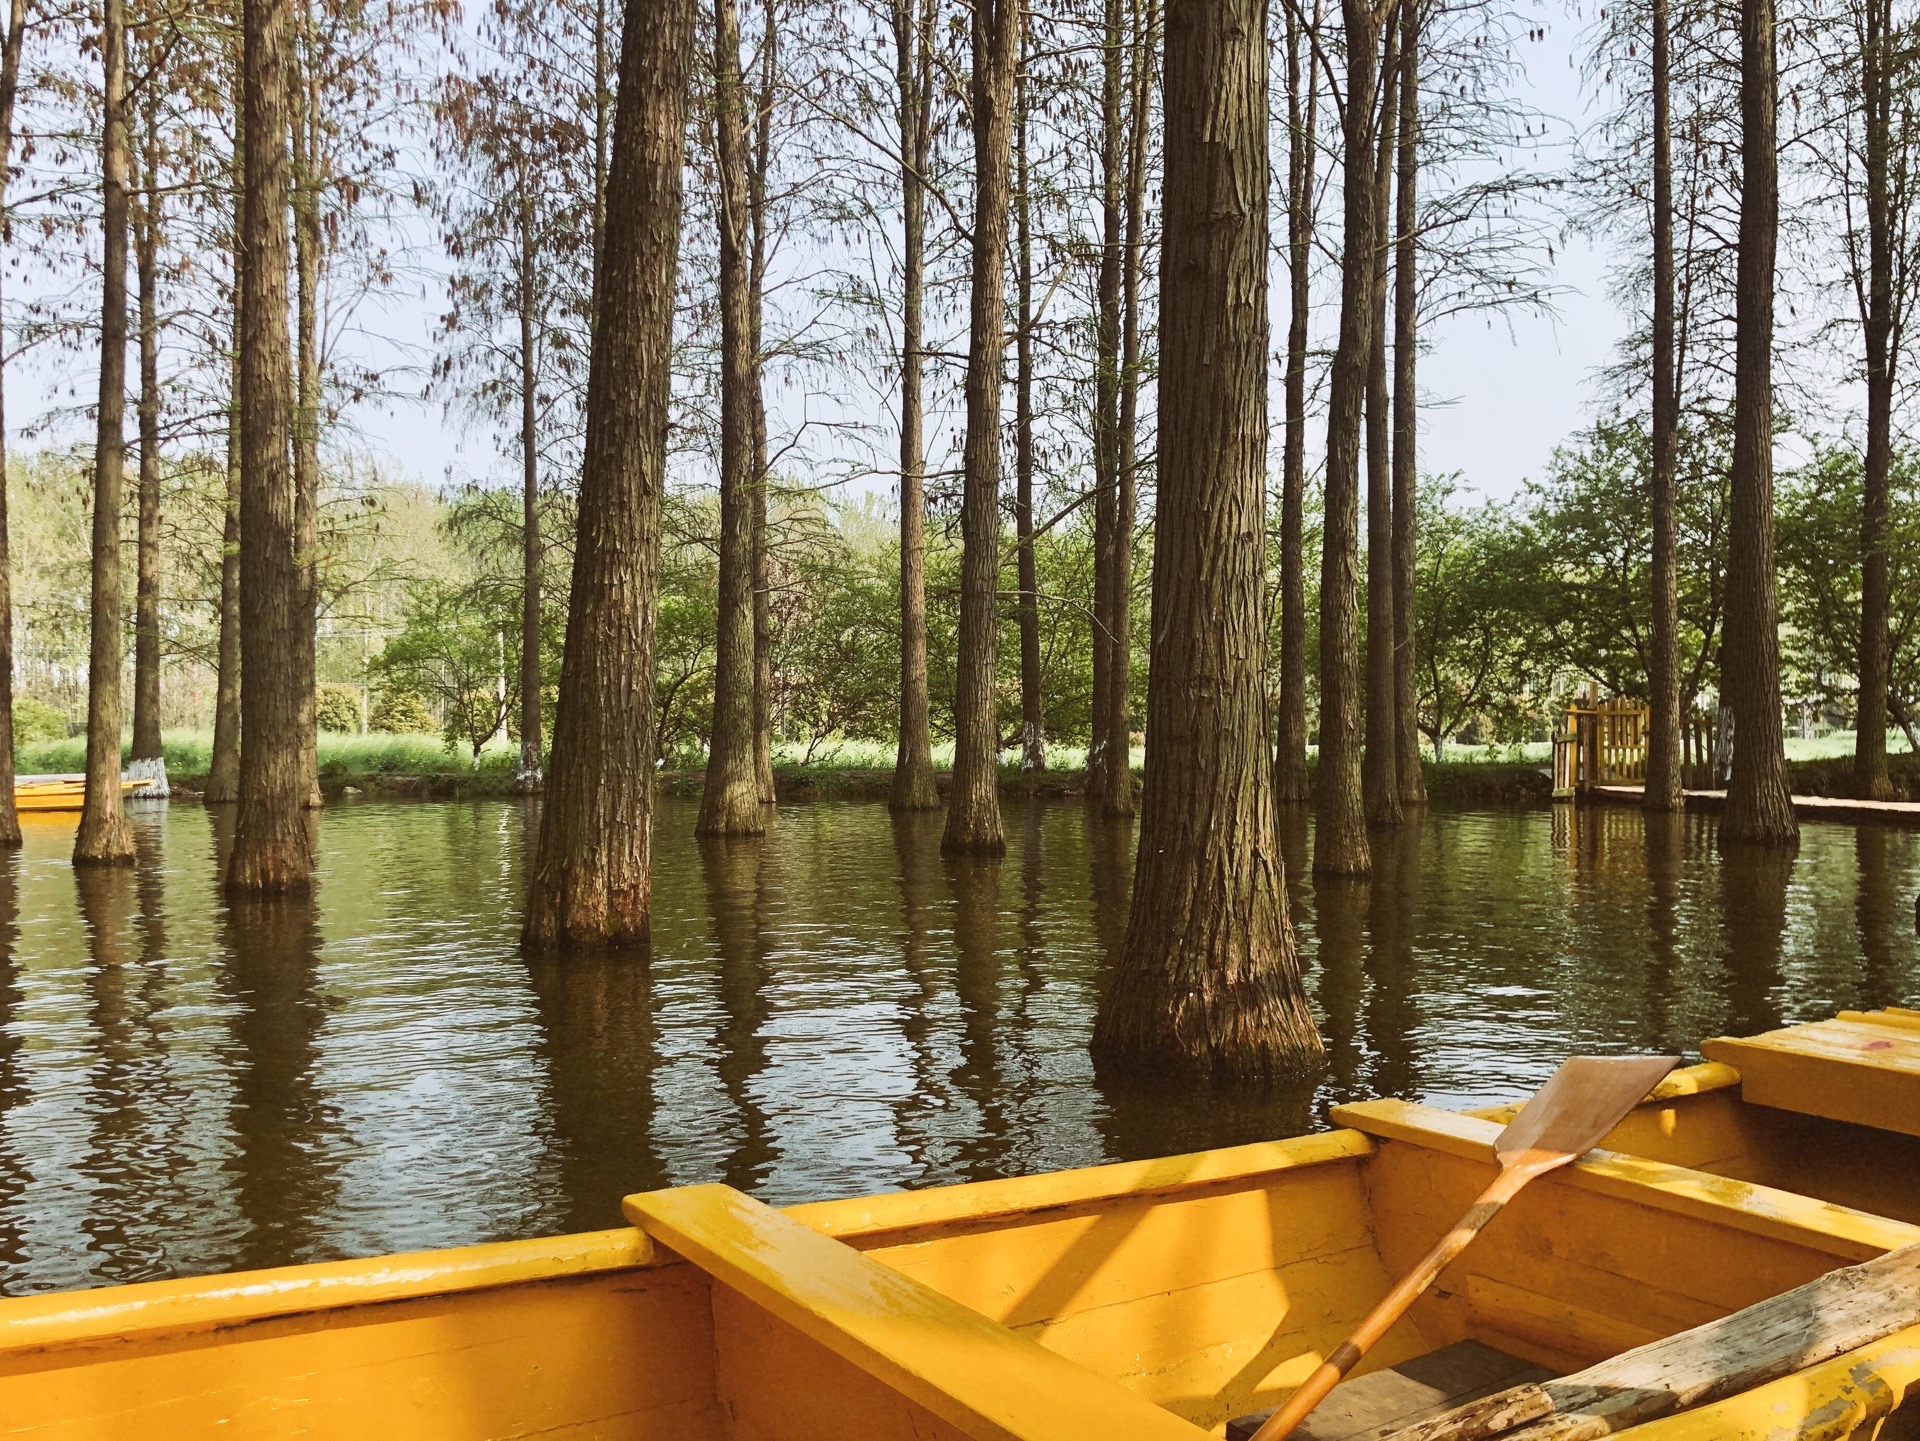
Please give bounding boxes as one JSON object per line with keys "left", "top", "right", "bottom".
{"left": 1225, "top": 1341, "right": 1556, "bottom": 1441}
{"left": 1703, "top": 1008, "right": 1920, "bottom": 1138}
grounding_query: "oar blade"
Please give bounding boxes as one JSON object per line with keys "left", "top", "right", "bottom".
{"left": 1495, "top": 1054, "right": 1681, "bottom": 1163}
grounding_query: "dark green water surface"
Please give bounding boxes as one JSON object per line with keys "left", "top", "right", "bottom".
{"left": 1, "top": 796, "right": 1914, "bottom": 1294}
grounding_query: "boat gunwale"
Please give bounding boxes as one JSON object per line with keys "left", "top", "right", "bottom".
{"left": 0, "top": 1128, "right": 1376, "bottom": 1358}
{"left": 1333, "top": 1098, "right": 1920, "bottom": 1261}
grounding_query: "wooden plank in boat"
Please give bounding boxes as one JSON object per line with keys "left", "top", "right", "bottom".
{"left": 626, "top": 1182, "right": 1209, "bottom": 1441}
{"left": 1704, "top": 1011, "right": 1920, "bottom": 1139}
{"left": 1223, "top": 1341, "right": 1555, "bottom": 1441}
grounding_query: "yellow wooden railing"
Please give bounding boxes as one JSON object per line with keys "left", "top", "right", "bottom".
{"left": 1553, "top": 693, "right": 1651, "bottom": 799}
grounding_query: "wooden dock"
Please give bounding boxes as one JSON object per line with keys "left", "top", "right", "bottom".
{"left": 1591, "top": 784, "right": 1920, "bottom": 826}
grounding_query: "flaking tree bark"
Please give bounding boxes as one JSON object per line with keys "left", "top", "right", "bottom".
{"left": 228, "top": 0, "right": 317, "bottom": 891}
{"left": 1720, "top": 0, "right": 1797, "bottom": 848}
{"left": 206, "top": 319, "right": 244, "bottom": 807}
{"left": 0, "top": 0, "right": 27, "bottom": 849}
{"left": 516, "top": 179, "right": 545, "bottom": 793}
{"left": 941, "top": 0, "right": 1017, "bottom": 855}
{"left": 1315, "top": 0, "right": 1385, "bottom": 876}
{"left": 1363, "top": 26, "right": 1402, "bottom": 828}
{"left": 1274, "top": 0, "right": 1318, "bottom": 807}
{"left": 522, "top": 0, "right": 696, "bottom": 944}
{"left": 888, "top": 0, "right": 940, "bottom": 812}
{"left": 1092, "top": 0, "right": 1323, "bottom": 1079}
{"left": 1644, "top": 0, "right": 1684, "bottom": 812}
{"left": 1390, "top": 0, "right": 1424, "bottom": 808}
{"left": 75, "top": 0, "right": 137, "bottom": 867}
{"left": 697, "top": 0, "right": 767, "bottom": 837}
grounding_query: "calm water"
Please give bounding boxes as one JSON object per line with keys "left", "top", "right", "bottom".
{"left": 1, "top": 795, "right": 1916, "bottom": 1295}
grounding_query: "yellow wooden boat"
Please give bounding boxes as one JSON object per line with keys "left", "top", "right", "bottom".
{"left": 2, "top": 1086, "right": 1915, "bottom": 1439}
{"left": 1483, "top": 1007, "right": 1920, "bottom": 1228}
{"left": 14, "top": 774, "right": 152, "bottom": 812}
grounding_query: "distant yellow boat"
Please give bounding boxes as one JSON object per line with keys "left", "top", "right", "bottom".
{"left": 1, "top": 1018, "right": 1916, "bottom": 1439}
{"left": 13, "top": 773, "right": 152, "bottom": 812}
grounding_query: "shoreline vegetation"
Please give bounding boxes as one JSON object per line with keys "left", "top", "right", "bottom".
{"left": 18, "top": 730, "right": 1919, "bottom": 808}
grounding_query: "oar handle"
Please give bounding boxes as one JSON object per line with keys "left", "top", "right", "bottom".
{"left": 1249, "top": 1161, "right": 1544, "bottom": 1441}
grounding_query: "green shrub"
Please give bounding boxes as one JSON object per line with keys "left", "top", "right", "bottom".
{"left": 316, "top": 684, "right": 363, "bottom": 734}
{"left": 11, "top": 697, "right": 68, "bottom": 745}
{"left": 368, "top": 688, "right": 436, "bottom": 735}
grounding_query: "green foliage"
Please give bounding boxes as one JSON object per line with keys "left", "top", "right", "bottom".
{"left": 369, "top": 687, "right": 438, "bottom": 735}
{"left": 370, "top": 579, "right": 518, "bottom": 762}
{"left": 316, "top": 684, "right": 364, "bottom": 734}
{"left": 1777, "top": 445, "right": 1920, "bottom": 736}
{"left": 1517, "top": 413, "right": 1728, "bottom": 707}
{"left": 10, "top": 696, "right": 67, "bottom": 745}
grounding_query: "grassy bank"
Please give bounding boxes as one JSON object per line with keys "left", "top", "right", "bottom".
{"left": 15, "top": 730, "right": 1555, "bottom": 807}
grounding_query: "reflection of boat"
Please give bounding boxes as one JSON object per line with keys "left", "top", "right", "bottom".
{"left": 14, "top": 773, "right": 153, "bottom": 812}
{"left": 2, "top": 1019, "right": 1918, "bottom": 1438}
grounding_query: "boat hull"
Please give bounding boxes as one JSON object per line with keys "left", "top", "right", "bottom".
{"left": 1, "top": 1105, "right": 1913, "bottom": 1439}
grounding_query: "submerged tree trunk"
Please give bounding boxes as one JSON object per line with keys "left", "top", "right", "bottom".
{"left": 1314, "top": 0, "right": 1381, "bottom": 876}
{"left": 1088, "top": 0, "right": 1124, "bottom": 804}
{"left": 697, "top": 0, "right": 766, "bottom": 837}
{"left": 888, "top": 0, "right": 939, "bottom": 812}
{"left": 1275, "top": 0, "right": 1317, "bottom": 807}
{"left": 522, "top": 0, "right": 695, "bottom": 945}
{"left": 516, "top": 185, "right": 544, "bottom": 793}
{"left": 941, "top": 0, "right": 1017, "bottom": 855}
{"left": 290, "top": 12, "right": 321, "bottom": 810}
{"left": 1644, "top": 0, "right": 1684, "bottom": 813}
{"left": 1092, "top": 0, "right": 1322, "bottom": 1079}
{"left": 75, "top": 0, "right": 136, "bottom": 867}
{"left": 1390, "top": 0, "right": 1424, "bottom": 810}
{"left": 1363, "top": 32, "right": 1402, "bottom": 829}
{"left": 1101, "top": 0, "right": 1152, "bottom": 820}
{"left": 1855, "top": 0, "right": 1895, "bottom": 801}
{"left": 0, "top": 0, "right": 24, "bottom": 849}
{"left": 1014, "top": 43, "right": 1044, "bottom": 779}
{"left": 749, "top": 0, "right": 776, "bottom": 807}
{"left": 1720, "top": 0, "right": 1796, "bottom": 848}
{"left": 228, "top": 0, "right": 315, "bottom": 891}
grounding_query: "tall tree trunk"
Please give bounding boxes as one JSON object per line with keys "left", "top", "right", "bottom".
{"left": 1274, "top": 0, "right": 1317, "bottom": 807}
{"left": 130, "top": 91, "right": 165, "bottom": 788}
{"left": 697, "top": 0, "right": 765, "bottom": 837}
{"left": 1855, "top": 0, "right": 1895, "bottom": 801}
{"left": 522, "top": 0, "right": 695, "bottom": 945}
{"left": 1363, "top": 29, "right": 1402, "bottom": 828}
{"left": 1644, "top": 0, "right": 1683, "bottom": 812}
{"left": 516, "top": 184, "right": 544, "bottom": 793}
{"left": 1720, "top": 0, "right": 1796, "bottom": 848}
{"left": 749, "top": 0, "right": 776, "bottom": 806}
{"left": 289, "top": 10, "right": 321, "bottom": 810}
{"left": 0, "top": 0, "right": 29, "bottom": 849}
{"left": 1091, "top": 0, "right": 1322, "bottom": 1079}
{"left": 75, "top": 0, "right": 136, "bottom": 867}
{"left": 888, "top": 0, "right": 939, "bottom": 811}
{"left": 1102, "top": 0, "right": 1153, "bottom": 820}
{"left": 228, "top": 0, "right": 315, "bottom": 892}
{"left": 1314, "top": 0, "right": 1382, "bottom": 876}
{"left": 1390, "top": 0, "right": 1424, "bottom": 809}
{"left": 1014, "top": 41, "right": 1044, "bottom": 779}
{"left": 940, "top": 0, "right": 1017, "bottom": 855}
{"left": 207, "top": 312, "right": 244, "bottom": 807}
{"left": 1088, "top": 0, "right": 1124, "bottom": 803}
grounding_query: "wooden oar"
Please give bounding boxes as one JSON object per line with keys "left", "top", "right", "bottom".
{"left": 1250, "top": 1054, "right": 1680, "bottom": 1441}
